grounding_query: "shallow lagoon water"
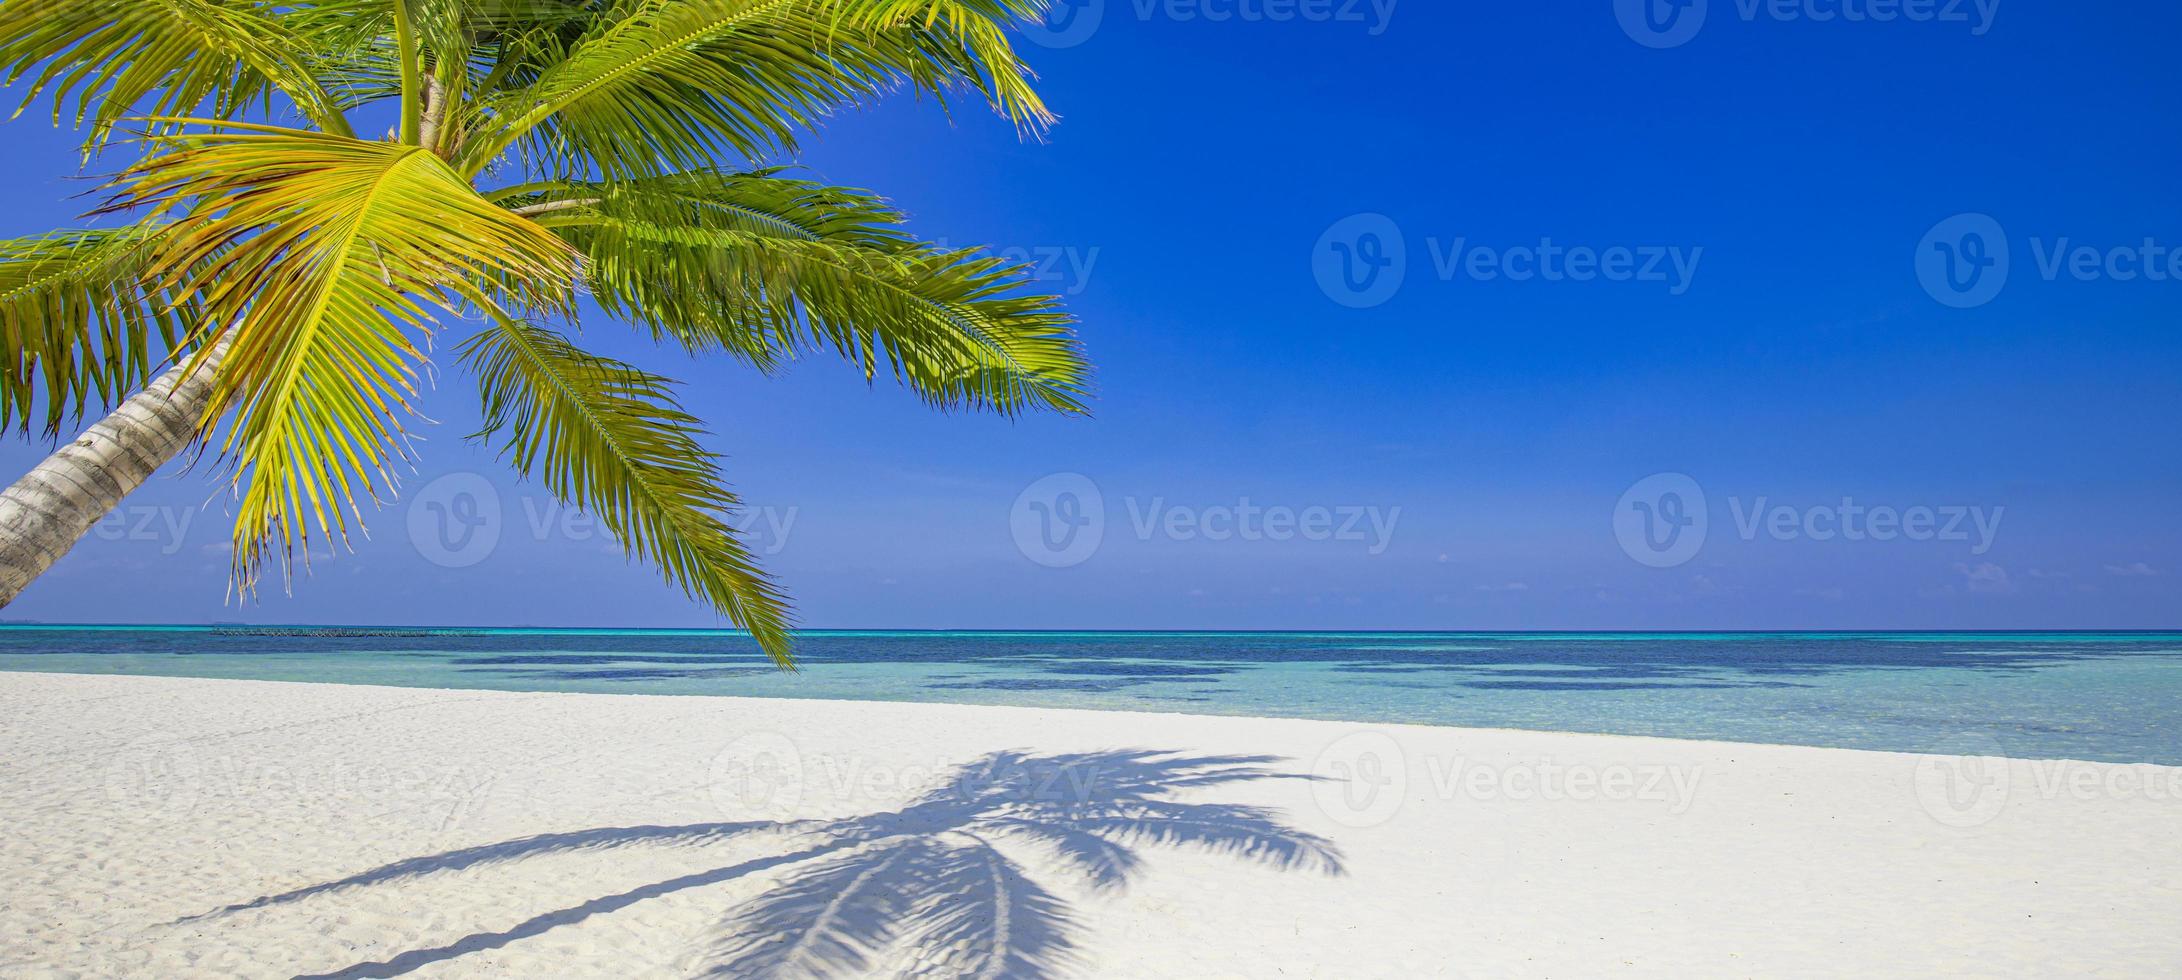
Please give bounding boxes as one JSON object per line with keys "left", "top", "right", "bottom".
{"left": 2, "top": 628, "right": 2177, "bottom": 764}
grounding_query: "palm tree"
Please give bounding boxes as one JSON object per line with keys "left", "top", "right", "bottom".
{"left": 0, "top": 0, "right": 1089, "bottom": 665}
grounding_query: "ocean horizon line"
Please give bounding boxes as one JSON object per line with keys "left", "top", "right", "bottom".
{"left": 8, "top": 628, "right": 2181, "bottom": 764}
{"left": 2, "top": 623, "right": 2178, "bottom": 636}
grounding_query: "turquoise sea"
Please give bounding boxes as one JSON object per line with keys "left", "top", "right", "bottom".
{"left": 3, "top": 627, "right": 2178, "bottom": 764}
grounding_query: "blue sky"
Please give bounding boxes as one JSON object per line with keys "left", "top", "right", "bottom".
{"left": 3, "top": 1, "right": 2178, "bottom": 628}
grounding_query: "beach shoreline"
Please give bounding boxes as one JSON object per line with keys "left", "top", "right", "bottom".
{"left": 5, "top": 671, "right": 2179, "bottom": 977}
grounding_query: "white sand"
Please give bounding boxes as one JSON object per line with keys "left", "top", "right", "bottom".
{"left": 2, "top": 672, "right": 2178, "bottom": 978}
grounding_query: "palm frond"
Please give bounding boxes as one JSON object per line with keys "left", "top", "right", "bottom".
{"left": 99, "top": 122, "right": 576, "bottom": 594}
{"left": 1063, "top": 803, "right": 1344, "bottom": 873}
{"left": 459, "top": 316, "right": 794, "bottom": 666}
{"left": 705, "top": 832, "right": 1076, "bottom": 976}
{"left": 458, "top": 0, "right": 1054, "bottom": 180}
{"left": 0, "top": 0, "right": 356, "bottom": 143}
{"left": 985, "top": 817, "right": 1140, "bottom": 891}
{"left": 902, "top": 836, "right": 1079, "bottom": 978}
{"left": 289, "top": 1, "right": 595, "bottom": 148}
{"left": 707, "top": 838, "right": 924, "bottom": 976}
{"left": 0, "top": 227, "right": 194, "bottom": 435}
{"left": 505, "top": 170, "right": 1090, "bottom": 415}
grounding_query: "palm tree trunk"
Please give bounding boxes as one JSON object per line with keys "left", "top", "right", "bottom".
{"left": 0, "top": 345, "right": 224, "bottom": 606}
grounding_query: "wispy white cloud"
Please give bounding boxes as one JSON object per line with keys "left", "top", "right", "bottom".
{"left": 1953, "top": 562, "right": 2016, "bottom": 595}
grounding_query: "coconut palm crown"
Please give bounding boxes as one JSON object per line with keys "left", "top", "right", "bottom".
{"left": 0, "top": 0, "right": 1090, "bottom": 665}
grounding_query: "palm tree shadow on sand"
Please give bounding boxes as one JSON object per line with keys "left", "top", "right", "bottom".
{"left": 181, "top": 749, "right": 1344, "bottom": 978}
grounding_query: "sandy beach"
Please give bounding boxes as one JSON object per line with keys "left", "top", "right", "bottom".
{"left": 3, "top": 671, "right": 2179, "bottom": 978}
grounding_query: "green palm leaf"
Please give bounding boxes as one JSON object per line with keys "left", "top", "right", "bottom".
{"left": 0, "top": 0, "right": 355, "bottom": 142}
{"left": 101, "top": 122, "right": 576, "bottom": 592}
{"left": 0, "top": 227, "right": 194, "bottom": 435}
{"left": 506, "top": 170, "right": 1090, "bottom": 415}
{"left": 459, "top": 0, "right": 1054, "bottom": 180}
{"left": 460, "top": 316, "right": 794, "bottom": 665}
